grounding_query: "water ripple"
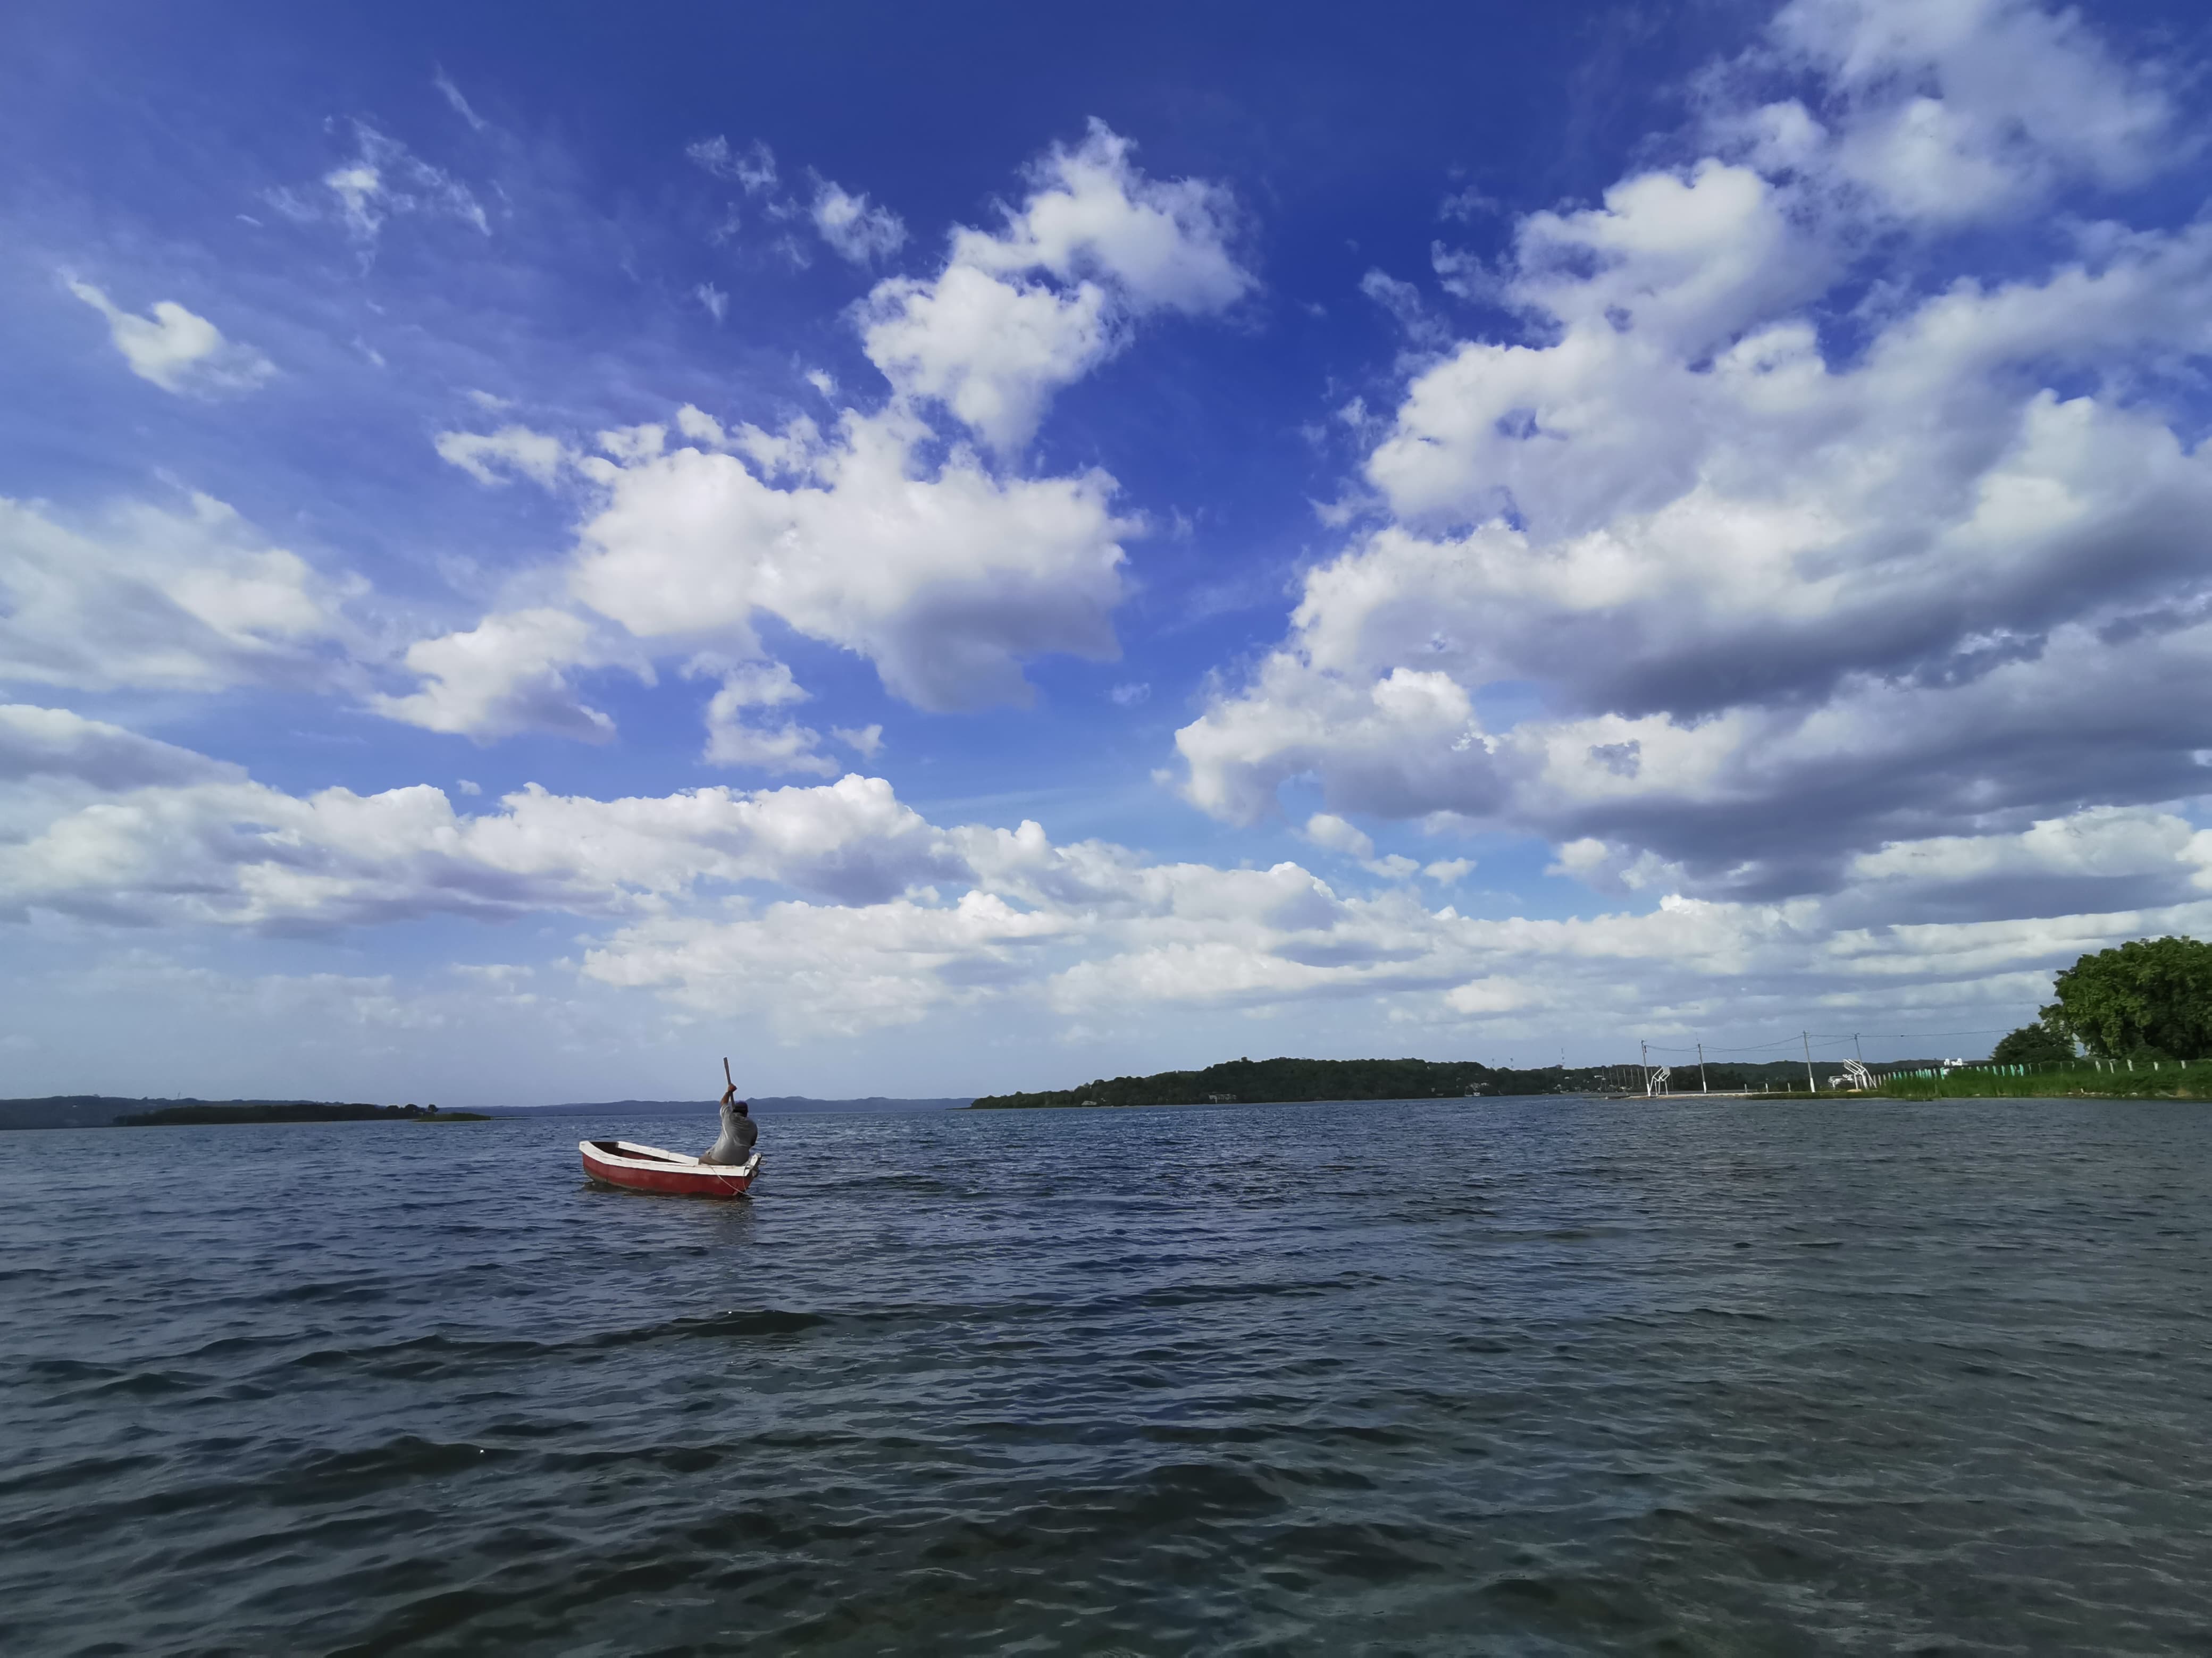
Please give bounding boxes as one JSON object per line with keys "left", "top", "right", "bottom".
{"left": 3, "top": 1097, "right": 2210, "bottom": 1654}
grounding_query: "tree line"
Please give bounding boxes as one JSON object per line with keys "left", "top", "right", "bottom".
{"left": 970, "top": 935, "right": 2212, "bottom": 1109}
{"left": 972, "top": 1055, "right": 1605, "bottom": 1109}
{"left": 1990, "top": 935, "right": 2212, "bottom": 1064}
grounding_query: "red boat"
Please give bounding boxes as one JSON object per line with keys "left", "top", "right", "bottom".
{"left": 580, "top": 1139, "right": 761, "bottom": 1199}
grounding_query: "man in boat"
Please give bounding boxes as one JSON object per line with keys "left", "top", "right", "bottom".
{"left": 702, "top": 1081, "right": 758, "bottom": 1165}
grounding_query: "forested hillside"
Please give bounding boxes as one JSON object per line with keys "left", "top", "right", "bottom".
{"left": 973, "top": 1057, "right": 1605, "bottom": 1108}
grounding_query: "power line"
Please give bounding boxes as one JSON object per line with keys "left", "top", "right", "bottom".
{"left": 1642, "top": 1034, "right": 1806, "bottom": 1055}
{"left": 1808, "top": 1028, "right": 2015, "bottom": 1040}
{"left": 1645, "top": 1026, "right": 2018, "bottom": 1055}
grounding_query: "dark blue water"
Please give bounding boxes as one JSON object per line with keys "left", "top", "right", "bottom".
{"left": 3, "top": 1097, "right": 2209, "bottom": 1655}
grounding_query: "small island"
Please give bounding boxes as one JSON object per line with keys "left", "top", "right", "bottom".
{"left": 0, "top": 1096, "right": 495, "bottom": 1130}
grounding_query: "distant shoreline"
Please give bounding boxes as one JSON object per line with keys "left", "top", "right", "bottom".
{"left": 119, "top": 1103, "right": 490, "bottom": 1126}
{"left": 0, "top": 1093, "right": 972, "bottom": 1131}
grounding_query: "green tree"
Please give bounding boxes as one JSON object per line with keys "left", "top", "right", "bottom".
{"left": 2041, "top": 936, "right": 2212, "bottom": 1059}
{"left": 1989, "top": 1023, "right": 2073, "bottom": 1064}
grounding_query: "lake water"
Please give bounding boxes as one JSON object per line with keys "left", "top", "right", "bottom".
{"left": 3, "top": 1096, "right": 2209, "bottom": 1655}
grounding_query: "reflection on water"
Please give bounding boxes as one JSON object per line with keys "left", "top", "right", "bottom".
{"left": 2, "top": 1096, "right": 2208, "bottom": 1653}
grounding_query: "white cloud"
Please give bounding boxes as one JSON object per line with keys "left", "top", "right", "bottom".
{"left": 1110, "top": 681, "right": 1150, "bottom": 706}
{"left": 416, "top": 402, "right": 1134, "bottom": 727}
{"left": 0, "top": 708, "right": 962, "bottom": 929}
{"left": 1302, "top": 812, "right": 1375, "bottom": 860}
{"left": 273, "top": 122, "right": 488, "bottom": 244}
{"left": 432, "top": 67, "right": 489, "bottom": 132}
{"left": 701, "top": 716, "right": 837, "bottom": 775}
{"left": 832, "top": 723, "right": 885, "bottom": 758}
{"left": 697, "top": 660, "right": 835, "bottom": 776}
{"left": 948, "top": 121, "right": 1252, "bottom": 313}
{"left": 1360, "top": 268, "right": 1452, "bottom": 352}
{"left": 433, "top": 424, "right": 572, "bottom": 487}
{"left": 1175, "top": 0, "right": 2212, "bottom": 900}
{"left": 861, "top": 265, "right": 1114, "bottom": 455}
{"left": 560, "top": 405, "right": 1133, "bottom": 713}
{"left": 0, "top": 492, "right": 349, "bottom": 694}
{"left": 583, "top": 890, "right": 1066, "bottom": 1033}
{"left": 811, "top": 178, "right": 906, "bottom": 264}
{"left": 688, "top": 136, "right": 778, "bottom": 195}
{"left": 369, "top": 609, "right": 617, "bottom": 742}
{"left": 695, "top": 282, "right": 728, "bottom": 323}
{"left": 0, "top": 703, "right": 236, "bottom": 792}
{"left": 11, "top": 709, "right": 2212, "bottom": 1047}
{"left": 1744, "top": 0, "right": 2174, "bottom": 225}
{"left": 1852, "top": 807, "right": 2212, "bottom": 890}
{"left": 698, "top": 658, "right": 807, "bottom": 710}
{"left": 405, "top": 128, "right": 1249, "bottom": 735}
{"left": 859, "top": 121, "right": 1251, "bottom": 452}
{"left": 65, "top": 280, "right": 274, "bottom": 397}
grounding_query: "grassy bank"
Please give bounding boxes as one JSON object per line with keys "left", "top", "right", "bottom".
{"left": 1872, "top": 1059, "right": 2212, "bottom": 1100}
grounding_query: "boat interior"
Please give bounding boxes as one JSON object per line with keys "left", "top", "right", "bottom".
{"left": 589, "top": 1140, "right": 685, "bottom": 1162}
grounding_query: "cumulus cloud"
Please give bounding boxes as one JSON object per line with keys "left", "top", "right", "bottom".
{"left": 65, "top": 280, "right": 274, "bottom": 396}
{"left": 859, "top": 121, "right": 1252, "bottom": 452}
{"left": 572, "top": 408, "right": 1132, "bottom": 710}
{"left": 368, "top": 608, "right": 617, "bottom": 742}
{"left": 0, "top": 492, "right": 351, "bottom": 694}
{"left": 1836, "top": 805, "right": 2212, "bottom": 924}
{"left": 1176, "top": 0, "right": 2212, "bottom": 900}
{"left": 397, "top": 127, "right": 1255, "bottom": 739}
{"left": 1739, "top": 0, "right": 2174, "bottom": 224}
{"left": 0, "top": 708, "right": 963, "bottom": 930}
{"left": 947, "top": 121, "right": 1252, "bottom": 312}
{"left": 584, "top": 890, "right": 1066, "bottom": 1033}
{"left": 11, "top": 708, "right": 2212, "bottom": 1044}
{"left": 1303, "top": 812, "right": 1376, "bottom": 860}
{"left": 415, "top": 405, "right": 1133, "bottom": 727}
{"left": 861, "top": 267, "right": 1113, "bottom": 455}
{"left": 0, "top": 704, "right": 236, "bottom": 792}
{"left": 697, "top": 660, "right": 836, "bottom": 776}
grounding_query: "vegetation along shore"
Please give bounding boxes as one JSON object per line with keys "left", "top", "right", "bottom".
{"left": 969, "top": 1055, "right": 1817, "bottom": 1109}
{"left": 0, "top": 1098, "right": 488, "bottom": 1130}
{"left": 979, "top": 937, "right": 2212, "bottom": 1108}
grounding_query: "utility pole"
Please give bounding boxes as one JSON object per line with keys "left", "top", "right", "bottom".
{"left": 1697, "top": 1041, "right": 1710, "bottom": 1093}
{"left": 1640, "top": 1039, "right": 1648, "bottom": 1098}
{"left": 1803, "top": 1031, "right": 1816, "bottom": 1094}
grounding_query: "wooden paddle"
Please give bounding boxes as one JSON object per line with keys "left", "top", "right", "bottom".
{"left": 723, "top": 1056, "right": 734, "bottom": 1092}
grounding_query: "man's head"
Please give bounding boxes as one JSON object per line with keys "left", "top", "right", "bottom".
{"left": 735, "top": 1100, "right": 750, "bottom": 1116}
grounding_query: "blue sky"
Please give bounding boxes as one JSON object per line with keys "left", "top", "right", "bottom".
{"left": 7, "top": 0, "right": 2212, "bottom": 1105}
